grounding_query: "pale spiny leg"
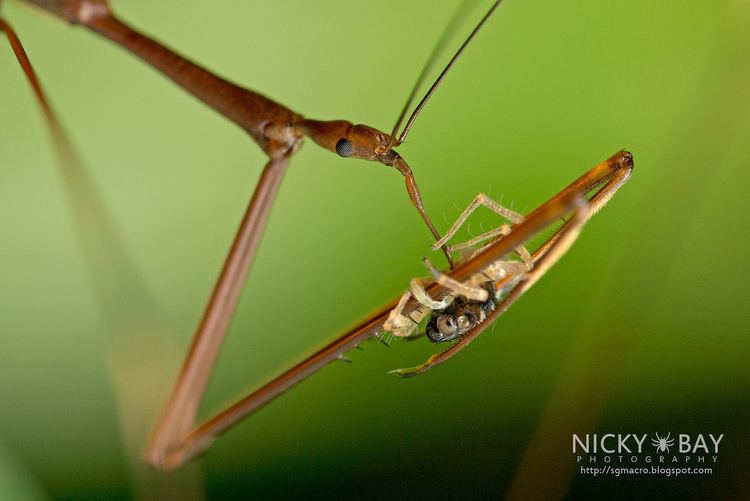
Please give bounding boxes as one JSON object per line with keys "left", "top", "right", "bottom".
{"left": 423, "top": 198, "right": 531, "bottom": 302}
{"left": 471, "top": 232, "right": 534, "bottom": 273}
{"left": 434, "top": 194, "right": 532, "bottom": 273}
{"left": 409, "top": 277, "right": 454, "bottom": 310}
{"left": 516, "top": 243, "right": 533, "bottom": 271}
{"left": 399, "top": 305, "right": 432, "bottom": 341}
{"left": 452, "top": 224, "right": 511, "bottom": 253}
{"left": 383, "top": 291, "right": 420, "bottom": 338}
{"left": 422, "top": 258, "right": 489, "bottom": 302}
{"left": 432, "top": 193, "right": 524, "bottom": 252}
{"left": 384, "top": 273, "right": 456, "bottom": 339}
{"left": 481, "top": 260, "right": 528, "bottom": 283}
{"left": 383, "top": 289, "right": 437, "bottom": 339}
{"left": 463, "top": 223, "right": 532, "bottom": 270}
{"left": 445, "top": 223, "right": 535, "bottom": 303}
{"left": 383, "top": 291, "right": 411, "bottom": 331}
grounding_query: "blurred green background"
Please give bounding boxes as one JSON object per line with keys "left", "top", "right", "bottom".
{"left": 1, "top": 0, "right": 748, "bottom": 499}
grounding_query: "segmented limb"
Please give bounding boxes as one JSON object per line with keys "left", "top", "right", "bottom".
{"left": 422, "top": 257, "right": 489, "bottom": 302}
{"left": 144, "top": 155, "right": 291, "bottom": 468}
{"left": 431, "top": 194, "right": 532, "bottom": 278}
{"left": 480, "top": 260, "right": 529, "bottom": 283}
{"left": 432, "top": 193, "right": 524, "bottom": 252}
{"left": 425, "top": 191, "right": 535, "bottom": 297}
{"left": 383, "top": 279, "right": 450, "bottom": 342}
{"left": 383, "top": 291, "right": 432, "bottom": 338}
{"left": 409, "top": 277, "right": 454, "bottom": 310}
{"left": 383, "top": 277, "right": 454, "bottom": 338}
{"left": 453, "top": 223, "right": 513, "bottom": 254}
{"left": 383, "top": 290, "right": 414, "bottom": 336}
{"left": 515, "top": 242, "right": 534, "bottom": 271}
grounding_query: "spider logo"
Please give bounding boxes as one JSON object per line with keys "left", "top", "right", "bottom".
{"left": 652, "top": 433, "right": 675, "bottom": 454}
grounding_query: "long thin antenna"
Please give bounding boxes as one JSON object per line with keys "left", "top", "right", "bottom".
{"left": 387, "top": 0, "right": 503, "bottom": 150}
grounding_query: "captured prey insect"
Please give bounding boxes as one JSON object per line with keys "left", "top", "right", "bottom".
{"left": 382, "top": 150, "right": 634, "bottom": 377}
{"left": 383, "top": 195, "right": 532, "bottom": 342}
{"left": 10, "top": 0, "right": 508, "bottom": 469}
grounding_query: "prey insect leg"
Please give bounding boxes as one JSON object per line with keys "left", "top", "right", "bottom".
{"left": 432, "top": 193, "right": 524, "bottom": 251}
{"left": 422, "top": 257, "right": 490, "bottom": 302}
{"left": 383, "top": 291, "right": 431, "bottom": 338}
{"left": 431, "top": 193, "right": 532, "bottom": 274}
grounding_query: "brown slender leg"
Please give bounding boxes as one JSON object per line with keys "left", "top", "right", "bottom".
{"left": 22, "top": 0, "right": 302, "bottom": 149}
{"left": 144, "top": 155, "right": 291, "bottom": 467}
{"left": 394, "top": 158, "right": 455, "bottom": 268}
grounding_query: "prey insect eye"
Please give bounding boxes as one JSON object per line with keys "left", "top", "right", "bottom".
{"left": 437, "top": 315, "right": 458, "bottom": 335}
{"left": 457, "top": 315, "right": 471, "bottom": 330}
{"left": 335, "top": 139, "right": 354, "bottom": 157}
